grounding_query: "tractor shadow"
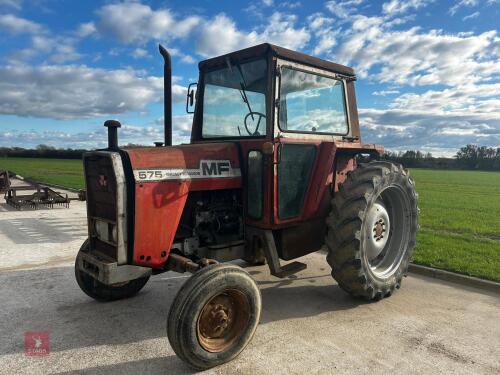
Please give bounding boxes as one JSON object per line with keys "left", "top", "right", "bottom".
{"left": 255, "top": 273, "right": 366, "bottom": 324}
{"left": 0, "top": 263, "right": 364, "bottom": 373}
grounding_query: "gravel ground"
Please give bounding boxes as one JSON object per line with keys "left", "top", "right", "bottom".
{"left": 0, "top": 198, "right": 499, "bottom": 375}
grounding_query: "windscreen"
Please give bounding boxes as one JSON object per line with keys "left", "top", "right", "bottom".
{"left": 202, "top": 58, "right": 267, "bottom": 138}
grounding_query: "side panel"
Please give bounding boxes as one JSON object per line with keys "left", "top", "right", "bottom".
{"left": 133, "top": 181, "right": 189, "bottom": 268}
{"left": 126, "top": 143, "right": 242, "bottom": 269}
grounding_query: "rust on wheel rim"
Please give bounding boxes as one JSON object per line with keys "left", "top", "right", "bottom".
{"left": 196, "top": 289, "right": 250, "bottom": 353}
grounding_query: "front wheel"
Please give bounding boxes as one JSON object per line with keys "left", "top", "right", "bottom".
{"left": 167, "top": 264, "right": 261, "bottom": 370}
{"left": 75, "top": 239, "right": 150, "bottom": 302}
{"left": 326, "top": 161, "right": 419, "bottom": 301}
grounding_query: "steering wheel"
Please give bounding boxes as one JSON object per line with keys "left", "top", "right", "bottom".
{"left": 244, "top": 111, "right": 266, "bottom": 136}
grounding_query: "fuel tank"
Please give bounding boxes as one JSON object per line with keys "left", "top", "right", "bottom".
{"left": 125, "top": 143, "right": 242, "bottom": 269}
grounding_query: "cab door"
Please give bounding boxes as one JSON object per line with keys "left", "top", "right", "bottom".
{"left": 273, "top": 60, "right": 351, "bottom": 226}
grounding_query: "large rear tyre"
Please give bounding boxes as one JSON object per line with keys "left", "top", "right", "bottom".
{"left": 326, "top": 161, "right": 418, "bottom": 301}
{"left": 167, "top": 264, "right": 261, "bottom": 370}
{"left": 75, "top": 239, "right": 150, "bottom": 302}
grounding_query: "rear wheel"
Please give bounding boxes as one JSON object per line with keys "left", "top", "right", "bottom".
{"left": 167, "top": 264, "right": 261, "bottom": 370}
{"left": 75, "top": 239, "right": 150, "bottom": 301}
{"left": 326, "top": 161, "right": 418, "bottom": 300}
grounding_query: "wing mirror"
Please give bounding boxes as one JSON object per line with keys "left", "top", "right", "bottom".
{"left": 186, "top": 83, "right": 197, "bottom": 114}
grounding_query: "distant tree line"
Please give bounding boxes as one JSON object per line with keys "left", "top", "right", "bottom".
{"left": 0, "top": 143, "right": 499, "bottom": 171}
{"left": 0, "top": 143, "right": 149, "bottom": 159}
{"left": 0, "top": 145, "right": 86, "bottom": 159}
{"left": 381, "top": 145, "right": 500, "bottom": 171}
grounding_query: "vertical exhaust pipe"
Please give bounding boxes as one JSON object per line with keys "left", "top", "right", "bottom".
{"left": 159, "top": 44, "right": 172, "bottom": 146}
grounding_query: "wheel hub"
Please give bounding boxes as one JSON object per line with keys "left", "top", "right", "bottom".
{"left": 200, "top": 302, "right": 231, "bottom": 338}
{"left": 197, "top": 290, "right": 250, "bottom": 353}
{"left": 365, "top": 202, "right": 391, "bottom": 260}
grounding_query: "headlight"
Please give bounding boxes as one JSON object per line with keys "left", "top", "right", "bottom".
{"left": 93, "top": 219, "right": 116, "bottom": 243}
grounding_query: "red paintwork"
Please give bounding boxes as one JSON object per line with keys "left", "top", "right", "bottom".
{"left": 126, "top": 143, "right": 241, "bottom": 268}
{"left": 271, "top": 139, "right": 336, "bottom": 226}
{"left": 124, "top": 140, "right": 382, "bottom": 269}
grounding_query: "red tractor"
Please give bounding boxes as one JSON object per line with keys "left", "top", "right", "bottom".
{"left": 76, "top": 43, "right": 419, "bottom": 370}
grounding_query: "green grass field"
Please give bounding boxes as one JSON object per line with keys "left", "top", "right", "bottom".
{"left": 0, "top": 157, "right": 84, "bottom": 190}
{"left": 1, "top": 158, "right": 498, "bottom": 281}
{"left": 410, "top": 169, "right": 500, "bottom": 282}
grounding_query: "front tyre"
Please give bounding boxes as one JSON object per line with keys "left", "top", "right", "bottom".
{"left": 326, "top": 161, "right": 418, "bottom": 301}
{"left": 75, "top": 239, "right": 150, "bottom": 302}
{"left": 167, "top": 264, "right": 261, "bottom": 370}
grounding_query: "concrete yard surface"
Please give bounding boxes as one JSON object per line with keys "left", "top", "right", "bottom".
{"left": 0, "top": 201, "right": 499, "bottom": 374}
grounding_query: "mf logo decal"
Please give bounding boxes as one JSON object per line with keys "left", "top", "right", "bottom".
{"left": 200, "top": 160, "right": 230, "bottom": 176}
{"left": 98, "top": 174, "right": 108, "bottom": 189}
{"left": 133, "top": 160, "right": 240, "bottom": 182}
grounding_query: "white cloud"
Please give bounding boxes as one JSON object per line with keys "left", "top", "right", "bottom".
{"left": 449, "top": 0, "right": 478, "bottom": 15}
{"left": 372, "top": 90, "right": 400, "bottom": 96}
{"left": 281, "top": 1, "right": 301, "bottom": 9}
{"left": 91, "top": 3, "right": 309, "bottom": 59}
{"left": 75, "top": 22, "right": 96, "bottom": 38}
{"left": 359, "top": 106, "right": 500, "bottom": 156}
{"left": 463, "top": 11, "right": 480, "bottom": 20}
{"left": 195, "top": 14, "right": 259, "bottom": 57}
{"left": 360, "top": 82, "right": 500, "bottom": 155}
{"left": 308, "top": 13, "right": 337, "bottom": 55}
{"left": 96, "top": 2, "right": 200, "bottom": 44}
{"left": 181, "top": 55, "right": 195, "bottom": 64}
{"left": 0, "top": 64, "right": 186, "bottom": 120}
{"left": 0, "top": 114, "right": 194, "bottom": 148}
{"left": 0, "top": 0, "right": 22, "bottom": 10}
{"left": 131, "top": 48, "right": 149, "bottom": 59}
{"left": 326, "top": 0, "right": 364, "bottom": 19}
{"left": 335, "top": 21, "right": 499, "bottom": 87}
{"left": 8, "top": 35, "right": 83, "bottom": 64}
{"left": 382, "top": 0, "right": 433, "bottom": 16}
{"left": 263, "top": 13, "right": 310, "bottom": 49}
{"left": 0, "top": 14, "right": 44, "bottom": 34}
{"left": 195, "top": 12, "right": 309, "bottom": 57}
{"left": 49, "top": 44, "right": 83, "bottom": 64}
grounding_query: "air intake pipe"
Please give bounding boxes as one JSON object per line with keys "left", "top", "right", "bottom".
{"left": 159, "top": 44, "right": 172, "bottom": 147}
{"left": 104, "top": 120, "right": 121, "bottom": 150}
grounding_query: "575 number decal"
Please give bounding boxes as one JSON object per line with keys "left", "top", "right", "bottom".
{"left": 137, "top": 171, "right": 164, "bottom": 179}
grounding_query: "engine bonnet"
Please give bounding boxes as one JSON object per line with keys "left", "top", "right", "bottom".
{"left": 126, "top": 142, "right": 242, "bottom": 187}
{"left": 125, "top": 142, "right": 242, "bottom": 269}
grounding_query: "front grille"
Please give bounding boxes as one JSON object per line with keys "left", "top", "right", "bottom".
{"left": 84, "top": 154, "right": 118, "bottom": 261}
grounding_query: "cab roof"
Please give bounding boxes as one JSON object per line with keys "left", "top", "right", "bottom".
{"left": 198, "top": 43, "right": 356, "bottom": 78}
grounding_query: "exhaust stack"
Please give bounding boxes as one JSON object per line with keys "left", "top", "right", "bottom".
{"left": 159, "top": 44, "right": 172, "bottom": 147}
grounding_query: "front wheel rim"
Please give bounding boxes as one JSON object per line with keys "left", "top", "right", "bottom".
{"left": 196, "top": 289, "right": 251, "bottom": 353}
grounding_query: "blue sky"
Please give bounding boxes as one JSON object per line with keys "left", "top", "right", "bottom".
{"left": 0, "top": 0, "right": 499, "bottom": 156}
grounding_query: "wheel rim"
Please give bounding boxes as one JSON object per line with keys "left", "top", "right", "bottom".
{"left": 365, "top": 202, "right": 390, "bottom": 261}
{"left": 365, "top": 185, "right": 410, "bottom": 279}
{"left": 197, "top": 289, "right": 251, "bottom": 353}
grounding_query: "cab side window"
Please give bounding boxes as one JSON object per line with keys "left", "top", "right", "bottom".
{"left": 279, "top": 67, "right": 348, "bottom": 134}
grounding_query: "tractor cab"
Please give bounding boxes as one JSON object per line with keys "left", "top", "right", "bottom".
{"left": 190, "top": 43, "right": 360, "bottom": 144}
{"left": 186, "top": 44, "right": 377, "bottom": 262}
